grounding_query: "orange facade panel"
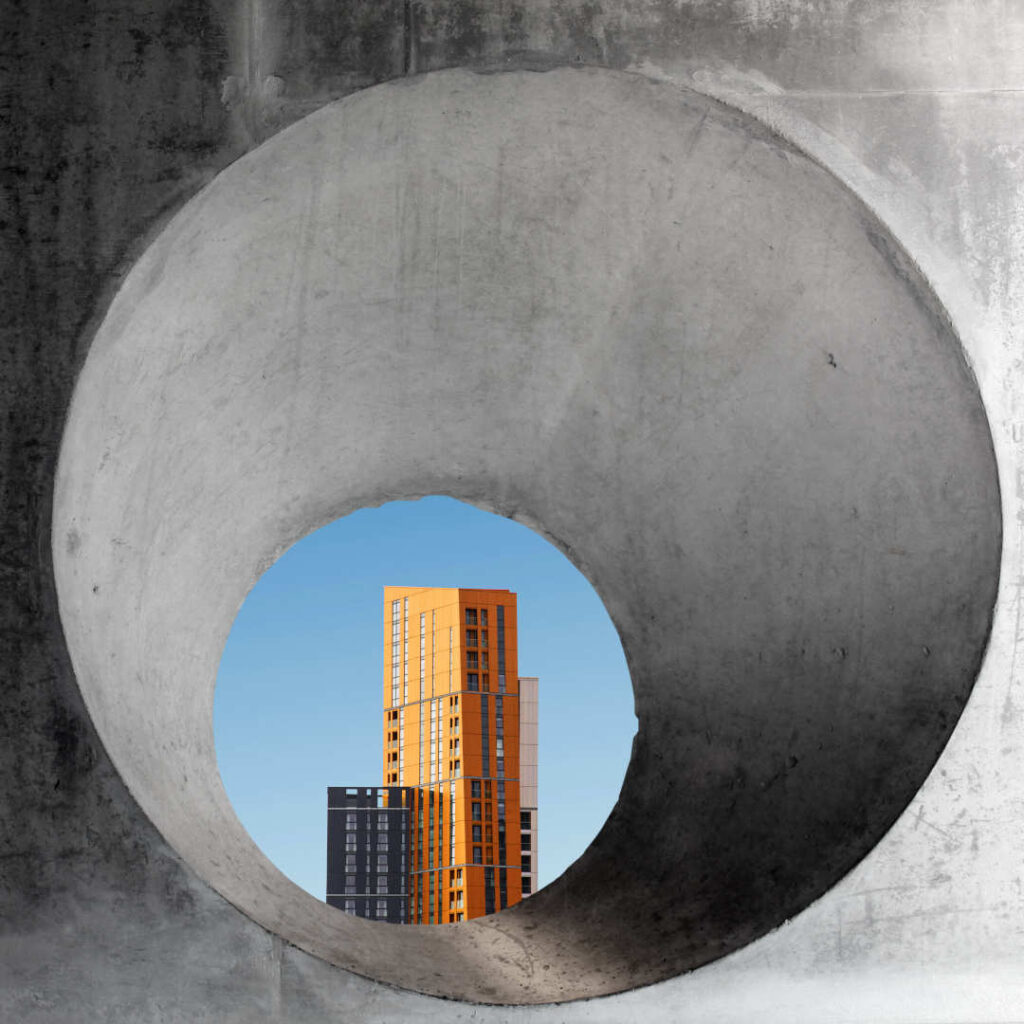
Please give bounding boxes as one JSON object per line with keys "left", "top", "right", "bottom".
{"left": 382, "top": 587, "right": 523, "bottom": 923}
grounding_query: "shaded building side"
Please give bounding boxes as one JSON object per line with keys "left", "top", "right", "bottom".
{"left": 326, "top": 786, "right": 412, "bottom": 923}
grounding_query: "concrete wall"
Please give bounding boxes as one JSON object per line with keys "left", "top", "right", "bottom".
{"left": 3, "top": 1, "right": 1023, "bottom": 1021}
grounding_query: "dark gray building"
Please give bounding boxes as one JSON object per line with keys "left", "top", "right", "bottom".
{"left": 326, "top": 786, "right": 412, "bottom": 923}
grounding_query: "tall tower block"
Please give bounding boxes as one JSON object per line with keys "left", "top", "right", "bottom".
{"left": 383, "top": 587, "right": 522, "bottom": 923}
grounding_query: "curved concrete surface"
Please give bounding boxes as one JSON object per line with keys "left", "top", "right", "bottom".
{"left": 53, "top": 67, "right": 999, "bottom": 1003}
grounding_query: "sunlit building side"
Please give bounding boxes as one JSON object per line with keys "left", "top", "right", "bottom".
{"left": 327, "top": 587, "right": 537, "bottom": 923}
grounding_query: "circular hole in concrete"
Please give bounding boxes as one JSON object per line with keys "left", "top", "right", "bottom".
{"left": 214, "top": 495, "right": 636, "bottom": 917}
{"left": 53, "top": 67, "right": 1000, "bottom": 1003}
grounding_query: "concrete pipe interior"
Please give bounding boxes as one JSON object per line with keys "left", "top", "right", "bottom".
{"left": 53, "top": 68, "right": 1000, "bottom": 1004}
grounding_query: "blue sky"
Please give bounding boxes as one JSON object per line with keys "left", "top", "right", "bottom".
{"left": 214, "top": 496, "right": 636, "bottom": 902}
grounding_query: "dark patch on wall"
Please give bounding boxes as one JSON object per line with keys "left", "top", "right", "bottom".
{"left": 48, "top": 698, "right": 98, "bottom": 789}
{"left": 271, "top": 1, "right": 404, "bottom": 101}
{"left": 502, "top": 1, "right": 528, "bottom": 49}
{"left": 558, "top": 0, "right": 608, "bottom": 64}
{"left": 415, "top": 0, "right": 488, "bottom": 67}
{"left": 0, "top": 0, "right": 241, "bottom": 934}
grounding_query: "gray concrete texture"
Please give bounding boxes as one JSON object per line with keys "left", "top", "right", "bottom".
{"left": 2, "top": 1, "right": 1023, "bottom": 1021}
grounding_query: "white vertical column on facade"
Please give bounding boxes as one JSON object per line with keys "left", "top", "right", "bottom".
{"left": 390, "top": 599, "right": 400, "bottom": 707}
{"left": 518, "top": 676, "right": 539, "bottom": 895}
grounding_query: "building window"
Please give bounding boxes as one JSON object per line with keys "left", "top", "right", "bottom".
{"left": 472, "top": 847, "right": 482, "bottom": 864}
{"left": 376, "top": 900, "right": 388, "bottom": 918}
{"left": 345, "top": 855, "right": 356, "bottom": 870}
{"left": 472, "top": 825, "right": 482, "bottom": 842}
{"left": 479, "top": 630, "right": 488, "bottom": 649}
{"left": 520, "top": 810, "right": 531, "bottom": 830}
{"left": 522, "top": 878, "right": 532, "bottom": 895}
{"left": 465, "top": 629, "right": 477, "bottom": 647}
{"left": 465, "top": 609, "right": 477, "bottom": 625}
{"left": 467, "top": 673, "right": 479, "bottom": 691}
{"left": 345, "top": 833, "right": 357, "bottom": 850}
{"left": 472, "top": 801, "right": 481, "bottom": 820}
{"left": 343, "top": 899, "right": 356, "bottom": 914}
{"left": 377, "top": 835, "right": 388, "bottom": 851}
{"left": 521, "top": 832, "right": 531, "bottom": 851}
{"left": 377, "top": 876, "right": 388, "bottom": 893}
{"left": 466, "top": 651, "right": 478, "bottom": 669}
{"left": 522, "top": 855, "right": 532, "bottom": 873}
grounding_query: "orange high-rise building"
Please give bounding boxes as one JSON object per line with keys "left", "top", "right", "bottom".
{"left": 382, "top": 587, "right": 522, "bottom": 923}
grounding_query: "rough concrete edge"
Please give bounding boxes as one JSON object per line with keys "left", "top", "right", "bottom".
{"left": 46, "top": 59, "right": 1007, "bottom": 1014}
{"left": 585, "top": 55, "right": 1010, "bottom": 1003}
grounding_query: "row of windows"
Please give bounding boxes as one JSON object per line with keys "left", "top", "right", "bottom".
{"left": 344, "top": 812, "right": 394, "bottom": 830}
{"left": 343, "top": 832, "right": 402, "bottom": 851}
{"left": 465, "top": 672, "right": 512, "bottom": 694}
{"left": 344, "top": 853, "right": 402, "bottom": 871}
{"left": 341, "top": 874, "right": 401, "bottom": 895}
{"left": 340, "top": 898, "right": 398, "bottom": 920}
{"left": 465, "top": 628, "right": 488, "bottom": 648}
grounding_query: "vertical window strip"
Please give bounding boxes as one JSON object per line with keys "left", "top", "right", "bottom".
{"left": 480, "top": 694, "right": 490, "bottom": 778}
{"left": 438, "top": 791, "right": 444, "bottom": 869}
{"left": 497, "top": 605, "right": 506, "bottom": 693}
{"left": 403, "top": 597, "right": 408, "bottom": 703}
{"left": 497, "top": 694, "right": 505, "bottom": 778}
{"left": 391, "top": 600, "right": 401, "bottom": 706}
{"left": 430, "top": 701, "right": 437, "bottom": 783}
{"left": 419, "top": 613, "right": 425, "bottom": 700}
